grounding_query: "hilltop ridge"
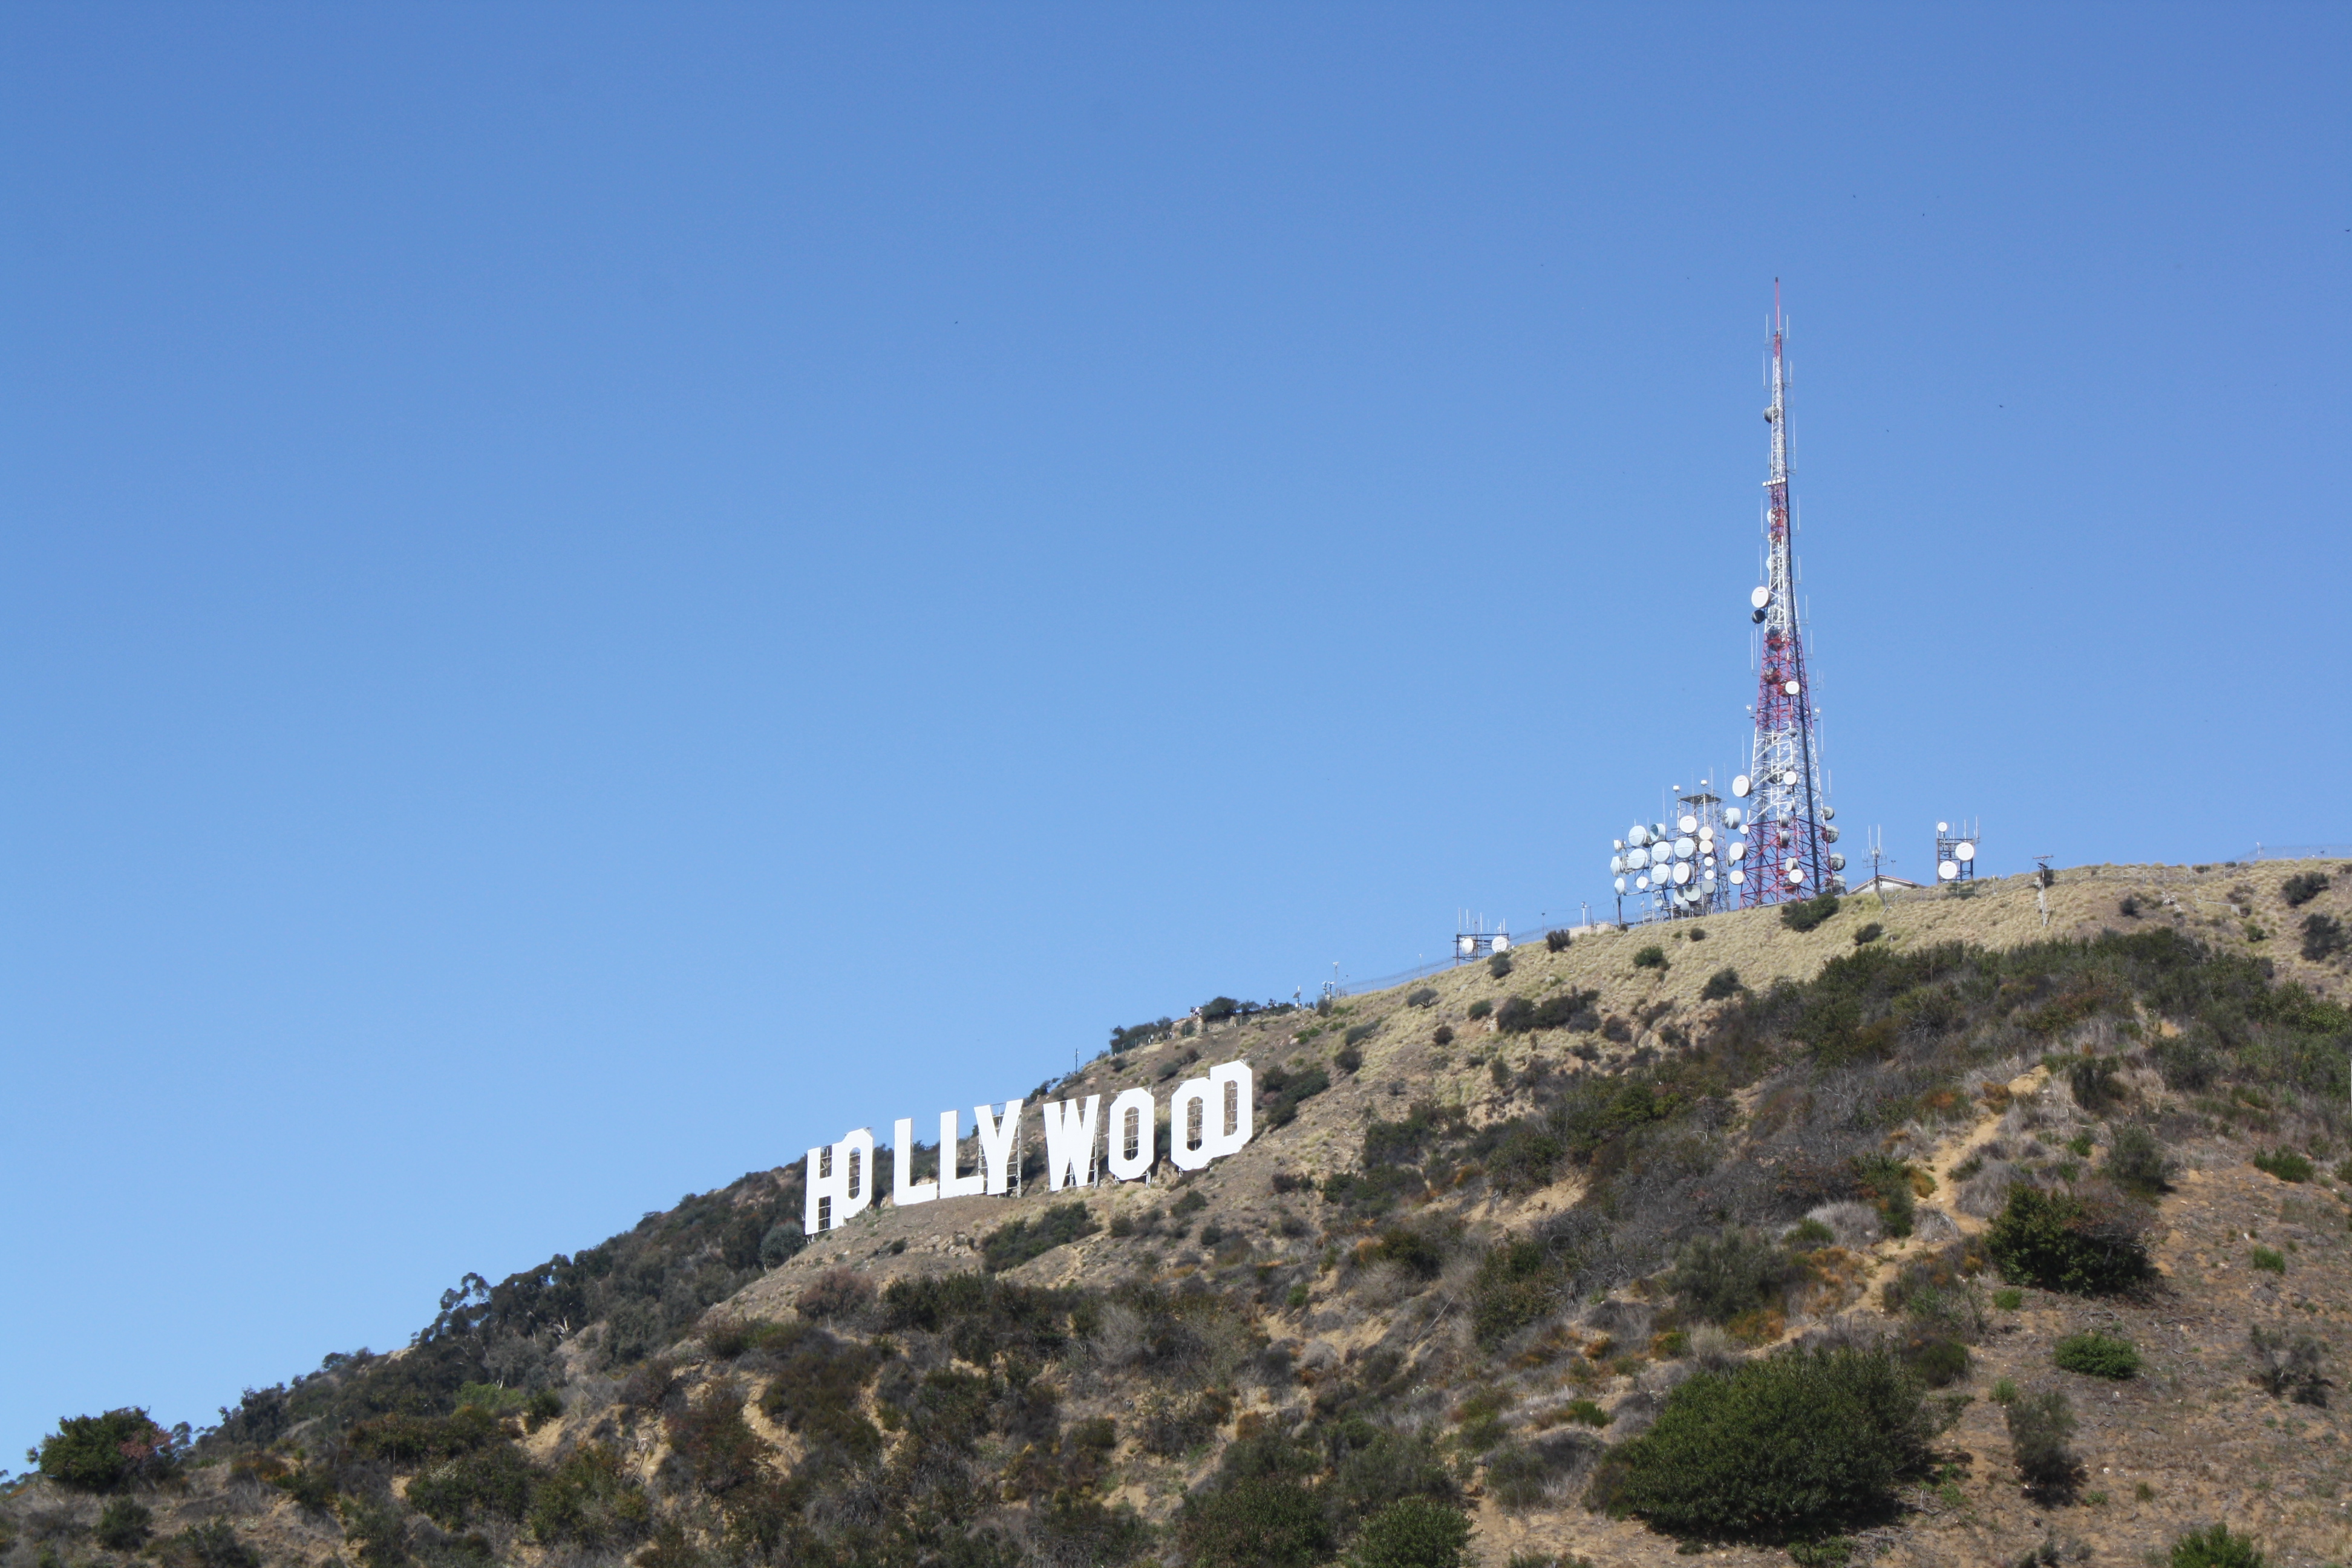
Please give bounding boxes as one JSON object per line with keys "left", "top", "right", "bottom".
{"left": 8, "top": 858, "right": 2351, "bottom": 1568}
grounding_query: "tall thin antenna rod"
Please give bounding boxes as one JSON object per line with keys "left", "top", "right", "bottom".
{"left": 1738, "top": 283, "right": 1837, "bottom": 908}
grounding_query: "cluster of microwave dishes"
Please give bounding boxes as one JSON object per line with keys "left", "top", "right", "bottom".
{"left": 1610, "top": 811, "right": 1740, "bottom": 903}
{"left": 1607, "top": 773, "right": 1850, "bottom": 907}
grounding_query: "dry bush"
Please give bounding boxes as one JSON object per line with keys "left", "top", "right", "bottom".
{"left": 1806, "top": 1201, "right": 1882, "bottom": 1249}
{"left": 796, "top": 1268, "right": 875, "bottom": 1323}
{"left": 1958, "top": 1160, "right": 2025, "bottom": 1218}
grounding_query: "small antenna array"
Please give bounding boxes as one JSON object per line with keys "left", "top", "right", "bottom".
{"left": 1934, "top": 818, "right": 1982, "bottom": 884}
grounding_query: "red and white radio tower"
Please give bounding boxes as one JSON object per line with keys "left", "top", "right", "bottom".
{"left": 1736, "top": 284, "right": 1839, "bottom": 905}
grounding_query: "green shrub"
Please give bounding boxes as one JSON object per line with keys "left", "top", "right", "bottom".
{"left": 1345, "top": 1022, "right": 1380, "bottom": 1047}
{"left": 1480, "top": 1123, "right": 1566, "bottom": 1194}
{"left": 1497, "top": 988, "right": 1602, "bottom": 1035}
{"left": 1335, "top": 1044, "right": 1365, "bottom": 1072}
{"left": 1429, "top": 1027, "right": 1453, "bottom": 1048}
{"left": 94, "top": 1498, "right": 153, "bottom": 1550}
{"left": 1563, "top": 1398, "right": 1609, "bottom": 1427}
{"left": 1347, "top": 1497, "right": 1472, "bottom": 1568}
{"left": 1992, "top": 1287, "right": 2024, "bottom": 1311}
{"left": 1852, "top": 923, "right": 1883, "bottom": 946}
{"left": 347, "top": 1405, "right": 511, "bottom": 1467}
{"left": 159, "top": 1520, "right": 262, "bottom": 1568}
{"left": 2302, "top": 912, "right": 2349, "bottom": 961}
{"left": 2005, "top": 1388, "right": 2080, "bottom": 1495}
{"left": 1471, "top": 1240, "right": 1560, "bottom": 1348}
{"left": 758, "top": 1220, "right": 807, "bottom": 1268}
{"left": 406, "top": 1440, "right": 535, "bottom": 1527}
{"left": 1171, "top": 1189, "right": 1208, "bottom": 1217}
{"left": 1850, "top": 1153, "right": 1918, "bottom": 1239}
{"left": 1327, "top": 1427, "right": 1459, "bottom": 1525}
{"left": 1547, "top": 929, "right": 1573, "bottom": 953}
{"left": 2169, "top": 1523, "right": 2269, "bottom": 1568}
{"left": 2103, "top": 1125, "right": 2170, "bottom": 1195}
{"left": 1632, "top": 946, "right": 1668, "bottom": 972}
{"left": 1407, "top": 987, "right": 1439, "bottom": 1008}
{"left": 2053, "top": 1331, "right": 2140, "bottom": 1379}
{"left": 2281, "top": 871, "right": 2331, "bottom": 908}
{"left": 1780, "top": 893, "right": 1841, "bottom": 933}
{"left": 757, "top": 1327, "right": 882, "bottom": 1460}
{"left": 2250, "top": 1246, "right": 2285, "bottom": 1274}
{"left": 666, "top": 1388, "right": 768, "bottom": 1497}
{"left": 1592, "top": 1346, "right": 1935, "bottom": 1540}
{"left": 1489, "top": 953, "right": 1514, "bottom": 979}
{"left": 1466, "top": 1000, "right": 1493, "bottom": 1021}
{"left": 1668, "top": 1226, "right": 1802, "bottom": 1324}
{"left": 2252, "top": 1149, "right": 2314, "bottom": 1184}
{"left": 1984, "top": 1187, "right": 2154, "bottom": 1295}
{"left": 1370, "top": 1226, "right": 1446, "bottom": 1280}
{"left": 1903, "top": 1337, "right": 1970, "bottom": 1388}
{"left": 1175, "top": 1477, "right": 1332, "bottom": 1568}
{"left": 528, "top": 1442, "right": 653, "bottom": 1549}
{"left": 35, "top": 1408, "right": 179, "bottom": 1491}
{"left": 1699, "top": 967, "right": 1743, "bottom": 1001}
{"left": 982, "top": 1201, "right": 1100, "bottom": 1272}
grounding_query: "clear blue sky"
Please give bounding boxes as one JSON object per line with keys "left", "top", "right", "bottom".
{"left": 2, "top": 5, "right": 2345, "bottom": 1455}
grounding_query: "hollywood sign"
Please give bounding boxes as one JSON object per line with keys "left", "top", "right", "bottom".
{"left": 805, "top": 1060, "right": 1253, "bottom": 1233}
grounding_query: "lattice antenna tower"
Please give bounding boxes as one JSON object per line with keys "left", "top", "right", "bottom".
{"left": 1736, "top": 283, "right": 1840, "bottom": 905}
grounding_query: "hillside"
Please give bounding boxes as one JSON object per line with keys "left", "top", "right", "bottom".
{"left": 8, "top": 858, "right": 2352, "bottom": 1568}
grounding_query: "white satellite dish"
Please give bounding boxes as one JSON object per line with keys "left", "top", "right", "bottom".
{"left": 1630, "top": 826, "right": 1651, "bottom": 846}
{"left": 1823, "top": 806, "right": 1835, "bottom": 821}
{"left": 1784, "top": 680, "right": 1800, "bottom": 695}
{"left": 1750, "top": 586, "right": 1770, "bottom": 609}
{"left": 1728, "top": 837, "right": 1746, "bottom": 857}
{"left": 1787, "top": 864, "right": 1806, "bottom": 884}
{"left": 1781, "top": 769, "right": 1798, "bottom": 786}
{"left": 1674, "top": 837, "right": 1696, "bottom": 859}
{"left": 1938, "top": 860, "right": 1960, "bottom": 881}
{"left": 1822, "top": 825, "right": 1840, "bottom": 843}
{"left": 1828, "top": 853, "right": 1846, "bottom": 871}
{"left": 1728, "top": 867, "right": 1745, "bottom": 886}
{"left": 1732, "top": 774, "right": 1751, "bottom": 797}
{"left": 1936, "top": 822, "right": 1949, "bottom": 834}
{"left": 1678, "top": 814, "right": 1698, "bottom": 834}
{"left": 1956, "top": 841, "right": 1976, "bottom": 863}
{"left": 1673, "top": 861, "right": 1692, "bottom": 885}
{"left": 1627, "top": 848, "right": 1649, "bottom": 870}
{"left": 1614, "top": 876, "right": 1628, "bottom": 893}
{"left": 1700, "top": 875, "right": 1717, "bottom": 892}
{"left": 1457, "top": 935, "right": 1475, "bottom": 956}
{"left": 1610, "top": 855, "right": 1625, "bottom": 875}
{"left": 1723, "top": 806, "right": 1743, "bottom": 827}
{"left": 1636, "top": 875, "right": 1651, "bottom": 890}
{"left": 1613, "top": 838, "right": 1626, "bottom": 852}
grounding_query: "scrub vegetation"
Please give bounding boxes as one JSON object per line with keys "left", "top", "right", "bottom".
{"left": 12, "top": 861, "right": 2349, "bottom": 1567}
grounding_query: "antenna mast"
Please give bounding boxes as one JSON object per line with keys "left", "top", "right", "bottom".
{"left": 1737, "top": 284, "right": 1839, "bottom": 906}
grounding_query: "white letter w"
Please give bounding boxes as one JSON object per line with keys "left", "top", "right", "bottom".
{"left": 1040, "top": 1096, "right": 1099, "bottom": 1191}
